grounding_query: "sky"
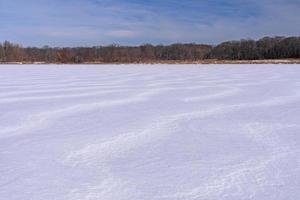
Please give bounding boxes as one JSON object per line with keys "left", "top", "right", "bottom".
{"left": 0, "top": 0, "right": 300, "bottom": 47}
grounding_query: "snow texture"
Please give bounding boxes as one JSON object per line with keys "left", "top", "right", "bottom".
{"left": 0, "top": 64, "right": 299, "bottom": 200}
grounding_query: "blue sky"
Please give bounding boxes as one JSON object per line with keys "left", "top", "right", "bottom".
{"left": 0, "top": 0, "right": 300, "bottom": 47}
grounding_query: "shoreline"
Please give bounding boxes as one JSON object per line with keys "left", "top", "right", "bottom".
{"left": 1, "top": 59, "right": 300, "bottom": 65}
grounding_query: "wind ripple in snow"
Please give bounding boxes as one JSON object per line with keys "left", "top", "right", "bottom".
{"left": 0, "top": 64, "right": 300, "bottom": 200}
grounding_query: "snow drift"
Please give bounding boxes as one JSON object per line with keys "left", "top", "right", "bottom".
{"left": 0, "top": 64, "right": 299, "bottom": 200}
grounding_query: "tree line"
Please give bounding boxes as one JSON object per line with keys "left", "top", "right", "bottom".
{"left": 0, "top": 36, "right": 300, "bottom": 63}
{"left": 0, "top": 42, "right": 212, "bottom": 63}
{"left": 207, "top": 36, "right": 300, "bottom": 60}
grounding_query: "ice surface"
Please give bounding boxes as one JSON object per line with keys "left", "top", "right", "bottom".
{"left": 0, "top": 64, "right": 299, "bottom": 200}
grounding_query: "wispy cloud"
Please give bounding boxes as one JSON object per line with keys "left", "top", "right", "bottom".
{"left": 0, "top": 0, "right": 299, "bottom": 46}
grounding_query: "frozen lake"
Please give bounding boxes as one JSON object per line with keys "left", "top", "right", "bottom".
{"left": 0, "top": 64, "right": 299, "bottom": 200}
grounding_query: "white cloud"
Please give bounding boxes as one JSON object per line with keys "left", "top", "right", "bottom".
{"left": 0, "top": 0, "right": 299, "bottom": 46}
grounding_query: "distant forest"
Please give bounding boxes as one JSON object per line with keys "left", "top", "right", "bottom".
{"left": 1, "top": 36, "right": 300, "bottom": 63}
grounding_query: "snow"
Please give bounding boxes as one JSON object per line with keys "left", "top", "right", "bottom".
{"left": 0, "top": 64, "right": 299, "bottom": 200}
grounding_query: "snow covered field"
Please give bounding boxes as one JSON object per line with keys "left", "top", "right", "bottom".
{"left": 0, "top": 64, "right": 299, "bottom": 200}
